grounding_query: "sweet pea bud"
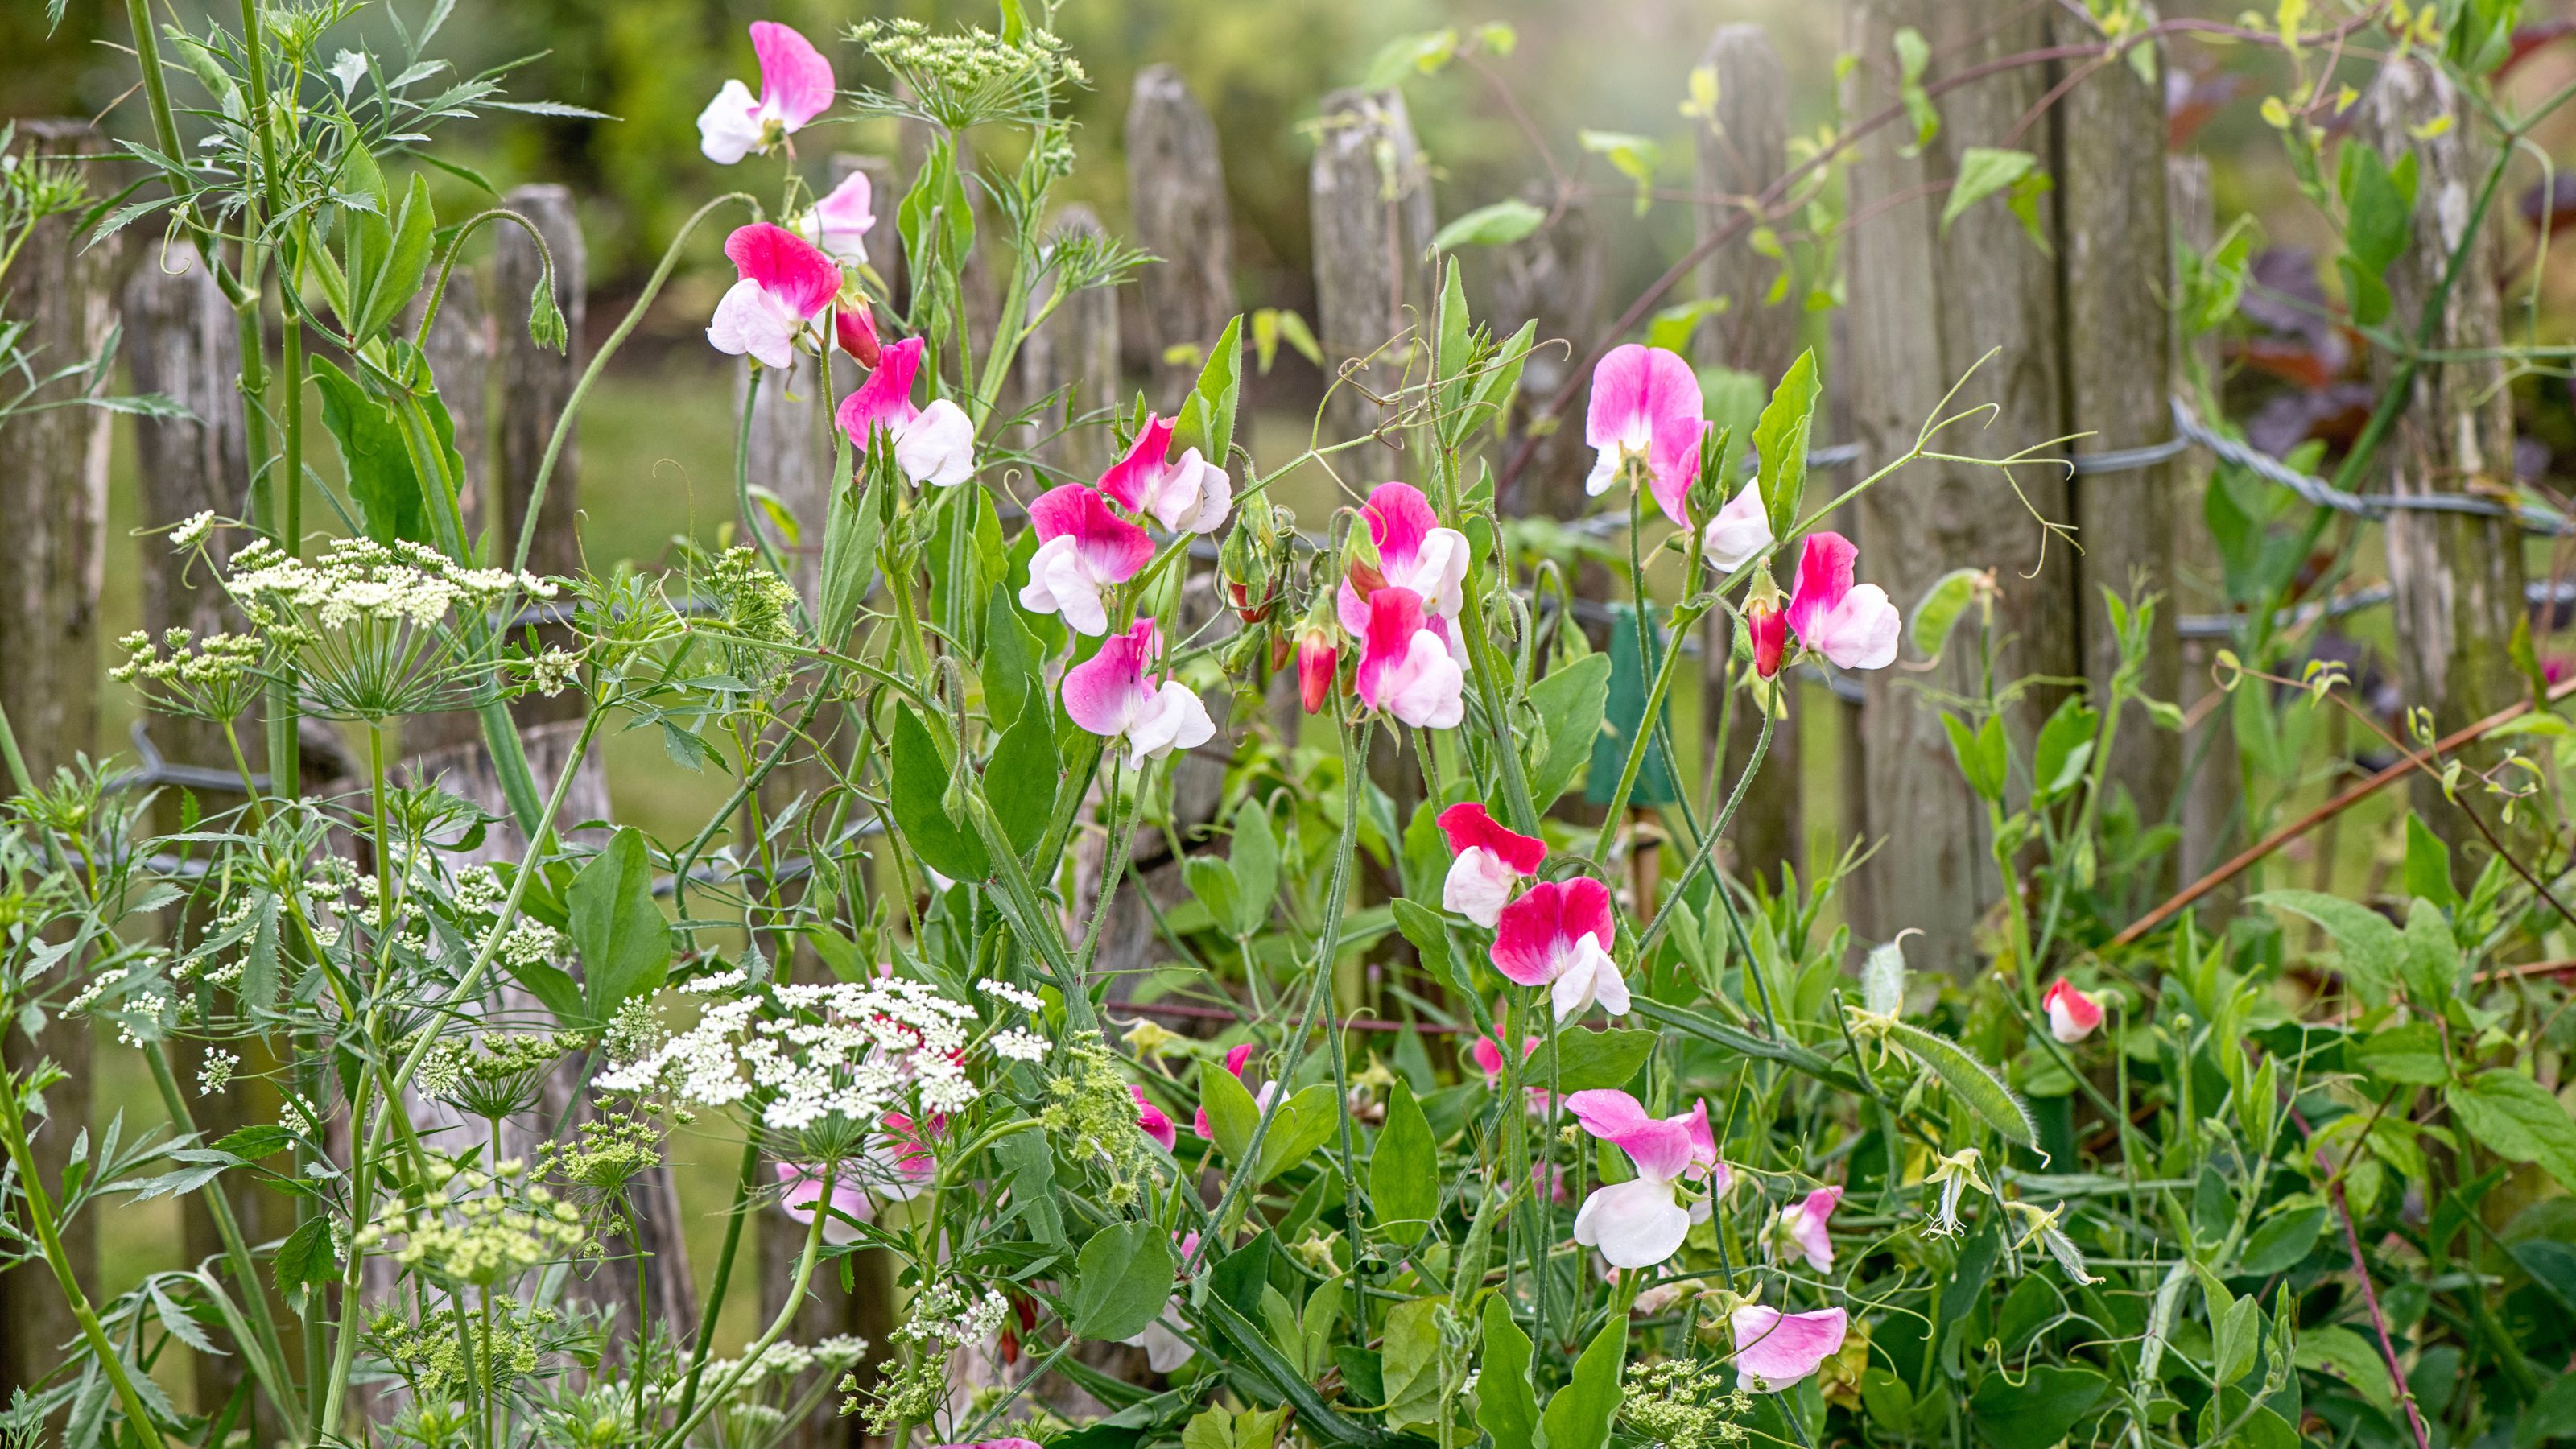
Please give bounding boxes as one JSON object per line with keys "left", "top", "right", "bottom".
{"left": 1297, "top": 625, "right": 1340, "bottom": 714}
{"left": 1686, "top": 424, "right": 1736, "bottom": 530}
{"left": 1220, "top": 501, "right": 1282, "bottom": 624}
{"left": 835, "top": 299, "right": 881, "bottom": 367}
{"left": 1745, "top": 598, "right": 1788, "bottom": 679}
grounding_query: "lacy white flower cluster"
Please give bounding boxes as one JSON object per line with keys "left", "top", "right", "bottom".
{"left": 595, "top": 977, "right": 985, "bottom": 1133}
{"left": 893, "top": 1280, "right": 1009, "bottom": 1352}
{"left": 224, "top": 536, "right": 554, "bottom": 633}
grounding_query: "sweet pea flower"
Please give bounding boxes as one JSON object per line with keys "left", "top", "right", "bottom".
{"left": 1131, "top": 1086, "right": 1176, "bottom": 1151}
{"left": 1063, "top": 618, "right": 1216, "bottom": 765}
{"left": 1768, "top": 1185, "right": 1843, "bottom": 1274}
{"left": 1338, "top": 484, "right": 1470, "bottom": 631}
{"left": 1468, "top": 1032, "right": 1540, "bottom": 1085}
{"left": 1018, "top": 485, "right": 1153, "bottom": 637}
{"left": 835, "top": 337, "right": 977, "bottom": 487}
{"left": 1297, "top": 625, "right": 1340, "bottom": 714}
{"left": 1437, "top": 802, "right": 1546, "bottom": 927}
{"left": 1355, "top": 587, "right": 1463, "bottom": 729}
{"left": 1784, "top": 532, "right": 1901, "bottom": 671}
{"left": 1746, "top": 599, "right": 1788, "bottom": 680}
{"left": 1121, "top": 1231, "right": 1200, "bottom": 1371}
{"left": 1565, "top": 1089, "right": 1722, "bottom": 1269}
{"left": 1491, "top": 877, "right": 1627, "bottom": 1022}
{"left": 800, "top": 168, "right": 877, "bottom": 265}
{"left": 1191, "top": 1044, "right": 1276, "bottom": 1138}
{"left": 2043, "top": 979, "right": 2103, "bottom": 1042}
{"left": 1729, "top": 1304, "right": 1850, "bottom": 1393}
{"left": 705, "top": 224, "right": 841, "bottom": 370}
{"left": 697, "top": 22, "right": 835, "bottom": 165}
{"left": 834, "top": 301, "right": 881, "bottom": 366}
{"left": 1099, "top": 414, "right": 1232, "bottom": 535}
{"left": 1584, "top": 343, "right": 1706, "bottom": 522}
{"left": 1702, "top": 481, "right": 1775, "bottom": 572}
{"left": 774, "top": 1162, "right": 869, "bottom": 1244}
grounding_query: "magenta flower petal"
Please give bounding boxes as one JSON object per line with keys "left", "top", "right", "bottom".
{"left": 724, "top": 221, "right": 842, "bottom": 320}
{"left": 1785, "top": 531, "right": 1857, "bottom": 644}
{"left": 1098, "top": 414, "right": 1178, "bottom": 511}
{"left": 1436, "top": 803, "right": 1546, "bottom": 875}
{"left": 1489, "top": 877, "right": 1615, "bottom": 989}
{"left": 751, "top": 21, "right": 836, "bottom": 130}
{"left": 838, "top": 336, "right": 925, "bottom": 443}
{"left": 1730, "top": 1305, "right": 1848, "bottom": 1392}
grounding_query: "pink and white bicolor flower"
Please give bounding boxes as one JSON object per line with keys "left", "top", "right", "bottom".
{"left": 1565, "top": 1089, "right": 1727, "bottom": 1269}
{"left": 1437, "top": 802, "right": 1546, "bottom": 928}
{"left": 1729, "top": 1303, "right": 1849, "bottom": 1393}
{"left": 1701, "top": 481, "right": 1775, "bottom": 574}
{"left": 1768, "top": 1185, "right": 1843, "bottom": 1274}
{"left": 1099, "top": 414, "right": 1232, "bottom": 535}
{"left": 799, "top": 167, "right": 877, "bottom": 266}
{"left": 1063, "top": 618, "right": 1216, "bottom": 765}
{"left": 2043, "top": 980, "right": 2103, "bottom": 1043}
{"left": 1191, "top": 1044, "right": 1276, "bottom": 1138}
{"left": 705, "top": 223, "right": 841, "bottom": 371}
{"left": 1491, "top": 877, "right": 1626, "bottom": 1022}
{"left": 698, "top": 22, "right": 836, "bottom": 165}
{"left": 1584, "top": 344, "right": 1707, "bottom": 523}
{"left": 1356, "top": 588, "right": 1464, "bottom": 730}
{"left": 1131, "top": 1086, "right": 1177, "bottom": 1151}
{"left": 774, "top": 1162, "right": 869, "bottom": 1245}
{"left": 1784, "top": 532, "right": 1901, "bottom": 671}
{"left": 835, "top": 337, "right": 977, "bottom": 488}
{"left": 1018, "top": 485, "right": 1154, "bottom": 637}
{"left": 1337, "top": 483, "right": 1471, "bottom": 633}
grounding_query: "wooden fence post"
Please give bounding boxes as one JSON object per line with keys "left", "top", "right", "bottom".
{"left": 0, "top": 116, "right": 114, "bottom": 1422}
{"left": 1126, "top": 65, "right": 1236, "bottom": 408}
{"left": 421, "top": 266, "right": 493, "bottom": 533}
{"left": 1491, "top": 188, "right": 1602, "bottom": 522}
{"left": 2355, "top": 60, "right": 2528, "bottom": 872}
{"left": 1311, "top": 88, "right": 1435, "bottom": 455}
{"left": 2168, "top": 156, "right": 2241, "bottom": 915}
{"left": 2056, "top": 17, "right": 2182, "bottom": 877}
{"left": 1695, "top": 24, "right": 1805, "bottom": 887}
{"left": 1018, "top": 204, "right": 1122, "bottom": 484}
{"left": 1841, "top": 2, "right": 2078, "bottom": 969}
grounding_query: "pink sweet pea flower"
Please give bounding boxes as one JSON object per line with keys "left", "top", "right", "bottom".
{"left": 706, "top": 223, "right": 841, "bottom": 370}
{"left": 1437, "top": 802, "right": 1546, "bottom": 928}
{"left": 1297, "top": 625, "right": 1340, "bottom": 714}
{"left": 1746, "top": 600, "right": 1787, "bottom": 680}
{"left": 2043, "top": 979, "right": 2103, "bottom": 1043}
{"left": 1099, "top": 414, "right": 1232, "bottom": 535}
{"left": 1468, "top": 1032, "right": 1540, "bottom": 1085}
{"left": 1018, "top": 485, "right": 1154, "bottom": 637}
{"left": 1191, "top": 1043, "right": 1275, "bottom": 1138}
{"left": 1335, "top": 483, "right": 1470, "bottom": 628}
{"left": 1769, "top": 1185, "right": 1842, "bottom": 1274}
{"left": 1783, "top": 532, "right": 1901, "bottom": 671}
{"left": 835, "top": 336, "right": 977, "bottom": 487}
{"left": 1490, "top": 877, "right": 1626, "bottom": 1022}
{"left": 1729, "top": 1303, "right": 1849, "bottom": 1393}
{"left": 1131, "top": 1086, "right": 1177, "bottom": 1150}
{"left": 1584, "top": 344, "right": 1706, "bottom": 522}
{"left": 800, "top": 168, "right": 877, "bottom": 265}
{"left": 1062, "top": 618, "right": 1216, "bottom": 764}
{"left": 697, "top": 22, "right": 836, "bottom": 165}
{"left": 774, "top": 1162, "right": 869, "bottom": 1245}
{"left": 1702, "top": 481, "right": 1775, "bottom": 572}
{"left": 1566, "top": 1088, "right": 1719, "bottom": 1269}
{"left": 835, "top": 302, "right": 881, "bottom": 366}
{"left": 1355, "top": 587, "right": 1463, "bottom": 730}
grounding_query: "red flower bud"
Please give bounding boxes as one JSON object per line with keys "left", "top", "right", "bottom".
{"left": 835, "top": 303, "right": 881, "bottom": 367}
{"left": 1298, "top": 629, "right": 1340, "bottom": 714}
{"left": 1747, "top": 600, "right": 1788, "bottom": 679}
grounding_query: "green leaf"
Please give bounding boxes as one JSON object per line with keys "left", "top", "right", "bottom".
{"left": 2335, "top": 140, "right": 2414, "bottom": 328}
{"left": 1910, "top": 568, "right": 1983, "bottom": 663}
{"left": 1392, "top": 898, "right": 1456, "bottom": 985}
{"left": 988, "top": 691, "right": 1061, "bottom": 857}
{"left": 890, "top": 705, "right": 990, "bottom": 882}
{"left": 1171, "top": 315, "right": 1244, "bottom": 469}
{"left": 313, "top": 358, "right": 431, "bottom": 547}
{"left": 2401, "top": 898, "right": 2462, "bottom": 1006}
{"left": 1377, "top": 1296, "right": 1445, "bottom": 1430}
{"left": 1942, "top": 147, "right": 2038, "bottom": 234}
{"left": 1879, "top": 1018, "right": 2037, "bottom": 1146}
{"left": 2405, "top": 812, "right": 2458, "bottom": 909}
{"left": 1894, "top": 27, "right": 1938, "bottom": 152}
{"left": 982, "top": 584, "right": 1040, "bottom": 726}
{"left": 570, "top": 827, "right": 671, "bottom": 1022}
{"left": 1183, "top": 857, "right": 1242, "bottom": 937}
{"left": 996, "top": 1126, "right": 1065, "bottom": 1246}
{"left": 2352, "top": 1021, "right": 2449, "bottom": 1084}
{"left": 2446, "top": 1070, "right": 2576, "bottom": 1191}
{"left": 1230, "top": 799, "right": 1278, "bottom": 938}
{"left": 1968, "top": 1366, "right": 2106, "bottom": 1449}
{"left": 2240, "top": 1204, "right": 2328, "bottom": 1275}
{"left": 212, "top": 1124, "right": 296, "bottom": 1161}
{"left": 1526, "top": 654, "right": 1612, "bottom": 810}
{"left": 1578, "top": 130, "right": 1663, "bottom": 216}
{"left": 1371, "top": 1080, "right": 1439, "bottom": 1245}
{"left": 1538, "top": 1311, "right": 1627, "bottom": 1449}
{"left": 1942, "top": 711, "right": 2008, "bottom": 803}
{"left": 273, "top": 1216, "right": 335, "bottom": 1293}
{"left": 2293, "top": 1324, "right": 2396, "bottom": 1411}
{"left": 2250, "top": 890, "right": 2402, "bottom": 1005}
{"left": 817, "top": 472, "right": 886, "bottom": 649}
{"left": 1476, "top": 1298, "right": 1538, "bottom": 1449}
{"left": 1201, "top": 1058, "right": 1261, "bottom": 1166}
{"left": 1067, "top": 1222, "right": 1176, "bottom": 1341}
{"left": 1431, "top": 199, "right": 1546, "bottom": 251}
{"left": 1256, "top": 1083, "right": 1343, "bottom": 1183}
{"left": 352, "top": 171, "right": 436, "bottom": 343}
{"left": 1751, "top": 351, "right": 1822, "bottom": 542}
{"left": 1645, "top": 298, "right": 1730, "bottom": 357}
{"left": 2031, "top": 697, "right": 2099, "bottom": 803}
{"left": 1522, "top": 1027, "right": 1658, "bottom": 1092}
